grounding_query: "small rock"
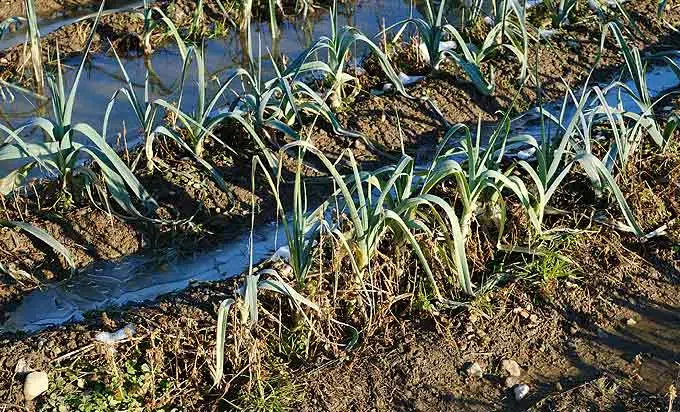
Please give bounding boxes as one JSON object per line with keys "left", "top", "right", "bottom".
{"left": 555, "top": 382, "right": 563, "bottom": 391}
{"left": 502, "top": 359, "right": 522, "bottom": 377}
{"left": 466, "top": 362, "right": 484, "bottom": 378}
{"left": 514, "top": 384, "right": 530, "bottom": 401}
{"left": 24, "top": 371, "right": 48, "bottom": 401}
{"left": 626, "top": 318, "right": 637, "bottom": 326}
{"left": 505, "top": 376, "right": 520, "bottom": 388}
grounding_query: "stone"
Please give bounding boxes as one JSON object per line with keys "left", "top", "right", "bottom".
{"left": 502, "top": 359, "right": 522, "bottom": 377}
{"left": 466, "top": 362, "right": 484, "bottom": 378}
{"left": 514, "top": 384, "right": 530, "bottom": 401}
{"left": 24, "top": 371, "right": 48, "bottom": 401}
{"left": 626, "top": 318, "right": 637, "bottom": 326}
{"left": 555, "top": 382, "right": 563, "bottom": 391}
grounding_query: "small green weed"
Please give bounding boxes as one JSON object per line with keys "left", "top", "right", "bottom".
{"left": 44, "top": 359, "right": 175, "bottom": 412}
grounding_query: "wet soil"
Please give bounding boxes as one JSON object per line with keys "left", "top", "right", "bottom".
{"left": 0, "top": 2, "right": 679, "bottom": 409}
{"left": 1, "top": 0, "right": 679, "bottom": 321}
{"left": 0, "top": 142, "right": 679, "bottom": 410}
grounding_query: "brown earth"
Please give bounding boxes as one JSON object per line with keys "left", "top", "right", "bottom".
{"left": 0, "top": 2, "right": 679, "bottom": 409}
{"left": 0, "top": 141, "right": 678, "bottom": 410}
{"left": 0, "top": 0, "right": 99, "bottom": 22}
{"left": 1, "top": 0, "right": 679, "bottom": 322}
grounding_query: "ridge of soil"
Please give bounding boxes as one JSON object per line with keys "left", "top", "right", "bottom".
{"left": 0, "top": 0, "right": 100, "bottom": 23}
{"left": 0, "top": 140, "right": 678, "bottom": 410}
{"left": 0, "top": 3, "right": 679, "bottom": 409}
{"left": 1, "top": 0, "right": 679, "bottom": 319}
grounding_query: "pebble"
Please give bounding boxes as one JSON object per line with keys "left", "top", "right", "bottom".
{"left": 555, "top": 382, "right": 563, "bottom": 391}
{"left": 502, "top": 359, "right": 522, "bottom": 377}
{"left": 24, "top": 371, "right": 48, "bottom": 401}
{"left": 514, "top": 384, "right": 530, "bottom": 401}
{"left": 626, "top": 318, "right": 637, "bottom": 326}
{"left": 466, "top": 362, "right": 484, "bottom": 378}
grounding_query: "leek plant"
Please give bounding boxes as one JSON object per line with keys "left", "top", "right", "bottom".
{"left": 596, "top": 23, "right": 670, "bottom": 168}
{"left": 292, "top": 4, "right": 407, "bottom": 104}
{"left": 279, "top": 141, "right": 470, "bottom": 303}
{"left": 108, "top": 39, "right": 235, "bottom": 191}
{"left": 0, "top": 5, "right": 158, "bottom": 218}
{"left": 151, "top": 46, "right": 249, "bottom": 191}
{"left": 519, "top": 80, "right": 645, "bottom": 236}
{"left": 388, "top": 0, "right": 528, "bottom": 95}
{"left": 419, "top": 113, "right": 519, "bottom": 239}
{"left": 158, "top": 45, "right": 239, "bottom": 158}
{"left": 104, "top": 44, "right": 159, "bottom": 173}
{"left": 388, "top": 0, "right": 490, "bottom": 93}
{"left": 504, "top": 88, "right": 584, "bottom": 234}
{"left": 229, "top": 41, "right": 360, "bottom": 147}
{"left": 213, "top": 269, "right": 320, "bottom": 385}
{"left": 251, "top": 152, "right": 326, "bottom": 288}
{"left": 137, "top": 0, "right": 188, "bottom": 57}
{"left": 544, "top": 0, "right": 578, "bottom": 27}
{"left": 24, "top": 0, "right": 43, "bottom": 91}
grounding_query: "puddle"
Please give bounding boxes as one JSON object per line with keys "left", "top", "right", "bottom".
{"left": 0, "top": 0, "right": 144, "bottom": 51}
{"left": 1, "top": 222, "right": 283, "bottom": 333}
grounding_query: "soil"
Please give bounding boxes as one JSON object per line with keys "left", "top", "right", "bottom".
{"left": 0, "top": 1, "right": 679, "bottom": 410}
{"left": 0, "top": 142, "right": 679, "bottom": 410}
{"left": 0, "top": 0, "right": 100, "bottom": 22}
{"left": 1, "top": 0, "right": 679, "bottom": 321}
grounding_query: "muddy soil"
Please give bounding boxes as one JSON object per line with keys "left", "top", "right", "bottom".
{"left": 1, "top": 0, "right": 679, "bottom": 321}
{"left": 0, "top": 0, "right": 100, "bottom": 22}
{"left": 0, "top": 141, "right": 679, "bottom": 410}
{"left": 0, "top": 2, "right": 679, "bottom": 409}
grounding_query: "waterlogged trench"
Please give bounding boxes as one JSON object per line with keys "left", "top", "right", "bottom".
{"left": 0, "top": 0, "right": 432, "bottom": 176}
